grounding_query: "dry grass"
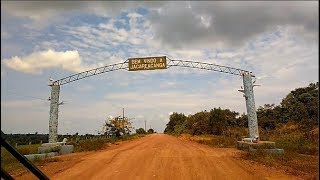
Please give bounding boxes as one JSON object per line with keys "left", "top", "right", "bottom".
{"left": 180, "top": 134, "right": 236, "bottom": 148}
{"left": 260, "top": 124, "right": 319, "bottom": 155}
{"left": 179, "top": 124, "right": 319, "bottom": 179}
{"left": 243, "top": 150, "right": 319, "bottom": 179}
{"left": 69, "top": 134, "right": 145, "bottom": 152}
{"left": 1, "top": 144, "right": 40, "bottom": 173}
{"left": 246, "top": 124, "right": 319, "bottom": 179}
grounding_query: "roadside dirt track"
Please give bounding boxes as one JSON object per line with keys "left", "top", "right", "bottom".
{"left": 14, "top": 134, "right": 299, "bottom": 180}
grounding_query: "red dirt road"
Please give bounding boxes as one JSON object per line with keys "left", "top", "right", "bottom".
{"left": 14, "top": 134, "right": 299, "bottom": 180}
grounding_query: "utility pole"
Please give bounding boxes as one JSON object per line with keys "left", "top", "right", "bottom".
{"left": 242, "top": 72, "right": 259, "bottom": 140}
{"left": 49, "top": 84, "right": 60, "bottom": 143}
{"left": 122, "top": 108, "right": 125, "bottom": 129}
{"left": 122, "top": 108, "right": 124, "bottom": 121}
{"left": 144, "top": 120, "right": 146, "bottom": 132}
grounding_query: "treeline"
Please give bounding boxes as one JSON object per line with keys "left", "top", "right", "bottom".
{"left": 2, "top": 133, "right": 48, "bottom": 145}
{"left": 2, "top": 133, "right": 106, "bottom": 146}
{"left": 136, "top": 128, "right": 155, "bottom": 134}
{"left": 164, "top": 82, "right": 318, "bottom": 135}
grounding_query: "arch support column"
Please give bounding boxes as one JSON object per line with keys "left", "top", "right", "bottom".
{"left": 242, "top": 72, "right": 259, "bottom": 140}
{"left": 49, "top": 85, "right": 60, "bottom": 143}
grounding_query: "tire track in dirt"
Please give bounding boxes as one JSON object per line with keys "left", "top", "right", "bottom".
{"left": 14, "top": 134, "right": 300, "bottom": 180}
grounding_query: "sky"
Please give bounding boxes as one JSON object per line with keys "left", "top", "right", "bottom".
{"left": 1, "top": 1, "right": 318, "bottom": 135}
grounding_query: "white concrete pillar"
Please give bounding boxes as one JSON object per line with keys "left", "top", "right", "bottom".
{"left": 242, "top": 72, "right": 259, "bottom": 140}
{"left": 49, "top": 85, "right": 60, "bottom": 143}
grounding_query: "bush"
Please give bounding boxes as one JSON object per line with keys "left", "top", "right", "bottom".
{"left": 136, "top": 128, "right": 146, "bottom": 134}
{"left": 187, "top": 135, "right": 236, "bottom": 148}
{"left": 147, "top": 129, "right": 154, "bottom": 134}
{"left": 69, "top": 134, "right": 145, "bottom": 152}
{"left": 71, "top": 138, "right": 108, "bottom": 152}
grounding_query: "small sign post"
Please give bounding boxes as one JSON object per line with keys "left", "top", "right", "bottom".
{"left": 128, "top": 56, "right": 167, "bottom": 71}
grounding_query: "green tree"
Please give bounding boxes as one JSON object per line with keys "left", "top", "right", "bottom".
{"left": 280, "top": 82, "right": 319, "bottom": 129}
{"left": 136, "top": 128, "right": 146, "bottom": 134}
{"left": 164, "top": 112, "right": 187, "bottom": 134}
{"left": 235, "top": 113, "right": 248, "bottom": 127}
{"left": 185, "top": 111, "right": 210, "bottom": 135}
{"left": 208, "top": 108, "right": 229, "bottom": 135}
{"left": 147, "top": 129, "right": 154, "bottom": 134}
{"left": 257, "top": 104, "right": 277, "bottom": 131}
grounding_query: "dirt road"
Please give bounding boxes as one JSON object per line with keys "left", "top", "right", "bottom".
{"left": 14, "top": 134, "right": 299, "bottom": 180}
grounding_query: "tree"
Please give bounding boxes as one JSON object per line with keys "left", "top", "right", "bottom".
{"left": 280, "top": 82, "right": 319, "bottom": 129}
{"left": 256, "top": 104, "right": 277, "bottom": 131}
{"left": 136, "top": 128, "right": 146, "bottom": 134}
{"left": 235, "top": 113, "right": 248, "bottom": 127}
{"left": 147, "top": 129, "right": 154, "bottom": 134}
{"left": 208, "top": 108, "right": 229, "bottom": 135}
{"left": 109, "top": 116, "right": 133, "bottom": 135}
{"left": 185, "top": 111, "right": 210, "bottom": 135}
{"left": 164, "top": 112, "right": 187, "bottom": 134}
{"left": 102, "top": 116, "right": 133, "bottom": 137}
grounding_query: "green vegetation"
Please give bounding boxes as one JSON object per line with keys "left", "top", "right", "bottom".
{"left": 147, "top": 129, "right": 154, "bottom": 134}
{"left": 2, "top": 133, "right": 48, "bottom": 145}
{"left": 1, "top": 144, "right": 40, "bottom": 173}
{"left": 102, "top": 116, "right": 134, "bottom": 137}
{"left": 136, "top": 128, "right": 146, "bottom": 134}
{"left": 70, "top": 134, "right": 145, "bottom": 152}
{"left": 165, "top": 82, "right": 319, "bottom": 177}
{"left": 164, "top": 82, "right": 319, "bottom": 155}
{"left": 135, "top": 128, "right": 154, "bottom": 134}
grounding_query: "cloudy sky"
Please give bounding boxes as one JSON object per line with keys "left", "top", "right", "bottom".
{"left": 1, "top": 1, "right": 318, "bottom": 135}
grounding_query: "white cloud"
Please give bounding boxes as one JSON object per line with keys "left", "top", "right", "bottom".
{"left": 2, "top": 49, "right": 97, "bottom": 74}
{"left": 127, "top": 12, "right": 143, "bottom": 19}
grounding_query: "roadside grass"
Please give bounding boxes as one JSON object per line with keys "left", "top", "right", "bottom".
{"left": 1, "top": 134, "right": 145, "bottom": 175}
{"left": 180, "top": 134, "right": 236, "bottom": 148}
{"left": 259, "top": 125, "right": 319, "bottom": 156}
{"left": 69, "top": 134, "right": 145, "bottom": 152}
{"left": 1, "top": 144, "right": 41, "bottom": 174}
{"left": 243, "top": 150, "right": 319, "bottom": 179}
{"left": 179, "top": 125, "right": 319, "bottom": 179}
{"left": 244, "top": 126, "right": 319, "bottom": 178}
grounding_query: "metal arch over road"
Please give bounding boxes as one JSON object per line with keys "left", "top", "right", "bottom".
{"left": 48, "top": 56, "right": 259, "bottom": 143}
{"left": 51, "top": 58, "right": 252, "bottom": 86}
{"left": 167, "top": 59, "right": 251, "bottom": 76}
{"left": 52, "top": 62, "right": 129, "bottom": 86}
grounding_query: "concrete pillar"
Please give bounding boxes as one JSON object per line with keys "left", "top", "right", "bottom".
{"left": 242, "top": 72, "right": 259, "bottom": 140}
{"left": 49, "top": 85, "right": 60, "bottom": 143}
